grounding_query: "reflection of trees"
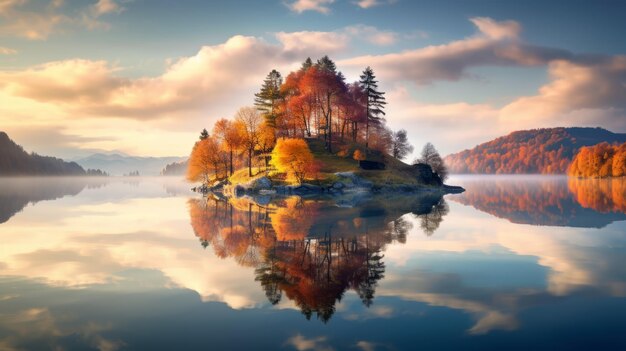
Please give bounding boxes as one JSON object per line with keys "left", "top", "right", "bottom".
{"left": 188, "top": 194, "right": 444, "bottom": 322}
{"left": 451, "top": 178, "right": 626, "bottom": 228}
{"left": 567, "top": 177, "right": 626, "bottom": 213}
{"left": 416, "top": 199, "right": 449, "bottom": 236}
{"left": 0, "top": 177, "right": 109, "bottom": 224}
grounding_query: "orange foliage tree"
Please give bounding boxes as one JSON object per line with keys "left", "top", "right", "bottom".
{"left": 270, "top": 138, "right": 314, "bottom": 184}
{"left": 187, "top": 137, "right": 223, "bottom": 183}
{"left": 353, "top": 149, "right": 365, "bottom": 164}
{"left": 569, "top": 142, "right": 626, "bottom": 178}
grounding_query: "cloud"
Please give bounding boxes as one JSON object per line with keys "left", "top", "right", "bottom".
{"left": 345, "top": 25, "right": 398, "bottom": 46}
{"left": 0, "top": 0, "right": 124, "bottom": 39}
{"left": 0, "top": 33, "right": 349, "bottom": 121}
{"left": 339, "top": 17, "right": 571, "bottom": 85}
{"left": 285, "top": 334, "right": 334, "bottom": 351}
{"left": 276, "top": 30, "right": 349, "bottom": 54}
{"left": 353, "top": 0, "right": 395, "bottom": 9}
{"left": 0, "top": 46, "right": 16, "bottom": 54}
{"left": 499, "top": 56, "right": 626, "bottom": 131}
{"left": 285, "top": 0, "right": 334, "bottom": 14}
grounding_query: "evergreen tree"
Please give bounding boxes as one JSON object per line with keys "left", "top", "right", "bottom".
{"left": 316, "top": 55, "right": 337, "bottom": 73}
{"left": 199, "top": 128, "right": 209, "bottom": 140}
{"left": 254, "top": 69, "right": 283, "bottom": 131}
{"left": 300, "top": 57, "right": 313, "bottom": 71}
{"left": 359, "top": 67, "right": 386, "bottom": 152}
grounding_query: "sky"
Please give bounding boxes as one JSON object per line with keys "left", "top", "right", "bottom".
{"left": 1, "top": 0, "right": 625, "bottom": 158}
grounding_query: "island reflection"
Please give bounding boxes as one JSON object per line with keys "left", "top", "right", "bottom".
{"left": 450, "top": 176, "right": 626, "bottom": 228}
{"left": 188, "top": 193, "right": 448, "bottom": 322}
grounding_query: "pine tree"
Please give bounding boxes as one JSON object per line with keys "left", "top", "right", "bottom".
{"left": 359, "top": 67, "right": 386, "bottom": 152}
{"left": 254, "top": 69, "right": 283, "bottom": 131}
{"left": 199, "top": 128, "right": 209, "bottom": 140}
{"left": 300, "top": 57, "right": 313, "bottom": 71}
{"left": 316, "top": 55, "right": 337, "bottom": 73}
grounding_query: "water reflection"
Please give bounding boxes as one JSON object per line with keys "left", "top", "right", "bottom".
{"left": 449, "top": 176, "right": 626, "bottom": 227}
{"left": 0, "top": 177, "right": 108, "bottom": 224}
{"left": 188, "top": 193, "right": 448, "bottom": 321}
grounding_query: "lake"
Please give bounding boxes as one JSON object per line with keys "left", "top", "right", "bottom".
{"left": 1, "top": 175, "right": 625, "bottom": 350}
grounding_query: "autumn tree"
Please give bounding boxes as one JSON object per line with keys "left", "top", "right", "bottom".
{"left": 390, "top": 129, "right": 413, "bottom": 160}
{"left": 359, "top": 66, "right": 386, "bottom": 152}
{"left": 235, "top": 107, "right": 263, "bottom": 177}
{"left": 415, "top": 142, "right": 448, "bottom": 181}
{"left": 255, "top": 69, "right": 283, "bottom": 134}
{"left": 187, "top": 137, "right": 221, "bottom": 183}
{"left": 270, "top": 138, "right": 314, "bottom": 184}
{"left": 213, "top": 118, "right": 243, "bottom": 176}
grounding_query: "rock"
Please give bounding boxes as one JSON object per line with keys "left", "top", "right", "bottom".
{"left": 410, "top": 163, "right": 443, "bottom": 186}
{"left": 251, "top": 176, "right": 272, "bottom": 190}
{"left": 332, "top": 182, "right": 344, "bottom": 190}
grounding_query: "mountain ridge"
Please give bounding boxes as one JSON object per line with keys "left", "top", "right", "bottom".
{"left": 445, "top": 127, "right": 626, "bottom": 174}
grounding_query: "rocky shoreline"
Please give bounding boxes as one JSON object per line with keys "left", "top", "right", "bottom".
{"left": 192, "top": 171, "right": 465, "bottom": 198}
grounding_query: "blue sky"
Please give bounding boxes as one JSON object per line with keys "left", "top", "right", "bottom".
{"left": 1, "top": 0, "right": 625, "bottom": 157}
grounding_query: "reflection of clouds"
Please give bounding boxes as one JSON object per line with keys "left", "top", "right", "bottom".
{"left": 379, "top": 202, "right": 626, "bottom": 333}
{"left": 0, "top": 179, "right": 270, "bottom": 310}
{"left": 0, "top": 307, "right": 124, "bottom": 351}
{"left": 285, "top": 334, "right": 334, "bottom": 351}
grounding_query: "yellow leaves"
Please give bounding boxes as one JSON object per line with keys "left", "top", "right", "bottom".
{"left": 269, "top": 138, "right": 314, "bottom": 184}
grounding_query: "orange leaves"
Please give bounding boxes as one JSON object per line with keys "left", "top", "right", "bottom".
{"left": 269, "top": 138, "right": 314, "bottom": 184}
{"left": 568, "top": 142, "right": 626, "bottom": 178}
{"left": 186, "top": 137, "right": 221, "bottom": 183}
{"left": 353, "top": 149, "right": 365, "bottom": 162}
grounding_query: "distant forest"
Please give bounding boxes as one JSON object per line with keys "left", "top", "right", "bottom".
{"left": 0, "top": 131, "right": 106, "bottom": 176}
{"left": 445, "top": 127, "right": 626, "bottom": 174}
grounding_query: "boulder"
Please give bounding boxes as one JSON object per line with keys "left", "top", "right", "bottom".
{"left": 332, "top": 182, "right": 345, "bottom": 190}
{"left": 410, "top": 163, "right": 443, "bottom": 186}
{"left": 251, "top": 176, "right": 272, "bottom": 190}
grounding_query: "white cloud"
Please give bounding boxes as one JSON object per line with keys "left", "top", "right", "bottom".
{"left": 0, "top": 46, "right": 16, "bottom": 54}
{"left": 339, "top": 17, "right": 571, "bottom": 85}
{"left": 276, "top": 30, "right": 349, "bottom": 54}
{"left": 345, "top": 24, "right": 398, "bottom": 46}
{"left": 353, "top": 0, "right": 395, "bottom": 9}
{"left": 285, "top": 334, "right": 334, "bottom": 351}
{"left": 0, "top": 0, "right": 124, "bottom": 39}
{"left": 285, "top": 0, "right": 335, "bottom": 14}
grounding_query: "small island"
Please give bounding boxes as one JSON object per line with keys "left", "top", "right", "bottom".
{"left": 185, "top": 56, "right": 463, "bottom": 197}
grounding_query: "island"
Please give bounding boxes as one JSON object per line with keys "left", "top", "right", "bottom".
{"left": 184, "top": 56, "right": 464, "bottom": 197}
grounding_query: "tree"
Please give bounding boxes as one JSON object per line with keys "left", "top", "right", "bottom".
{"left": 415, "top": 142, "right": 448, "bottom": 181}
{"left": 187, "top": 137, "right": 221, "bottom": 183}
{"left": 359, "top": 67, "right": 386, "bottom": 152}
{"left": 254, "top": 69, "right": 283, "bottom": 132}
{"left": 235, "top": 107, "right": 264, "bottom": 177}
{"left": 199, "top": 128, "right": 209, "bottom": 140}
{"left": 213, "top": 118, "right": 243, "bottom": 176}
{"left": 391, "top": 129, "right": 414, "bottom": 160}
{"left": 270, "top": 138, "right": 314, "bottom": 184}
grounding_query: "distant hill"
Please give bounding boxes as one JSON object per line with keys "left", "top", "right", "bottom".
{"left": 0, "top": 131, "right": 86, "bottom": 176}
{"left": 445, "top": 127, "right": 626, "bottom": 174}
{"left": 161, "top": 160, "right": 188, "bottom": 176}
{"left": 75, "top": 153, "right": 186, "bottom": 176}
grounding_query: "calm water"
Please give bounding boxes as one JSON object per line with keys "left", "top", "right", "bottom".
{"left": 1, "top": 176, "right": 625, "bottom": 350}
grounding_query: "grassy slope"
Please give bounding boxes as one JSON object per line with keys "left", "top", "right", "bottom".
{"left": 227, "top": 137, "right": 420, "bottom": 186}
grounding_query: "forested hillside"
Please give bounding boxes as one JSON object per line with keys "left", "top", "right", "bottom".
{"left": 0, "top": 132, "right": 86, "bottom": 176}
{"left": 445, "top": 127, "right": 626, "bottom": 174}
